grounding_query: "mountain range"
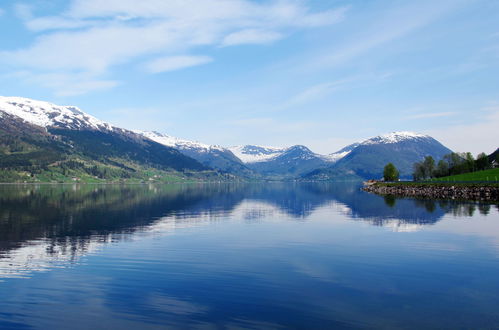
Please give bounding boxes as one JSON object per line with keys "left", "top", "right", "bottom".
{"left": 0, "top": 96, "right": 458, "bottom": 182}
{"left": 0, "top": 96, "right": 219, "bottom": 183}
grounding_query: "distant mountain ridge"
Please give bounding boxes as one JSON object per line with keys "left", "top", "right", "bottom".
{"left": 137, "top": 131, "right": 254, "bottom": 176}
{"left": 228, "top": 145, "right": 288, "bottom": 163}
{"left": 0, "top": 96, "right": 115, "bottom": 131}
{"left": 0, "top": 96, "right": 215, "bottom": 182}
{"left": 0, "top": 96, "right": 457, "bottom": 181}
{"left": 303, "top": 132, "right": 453, "bottom": 180}
{"left": 227, "top": 144, "right": 335, "bottom": 178}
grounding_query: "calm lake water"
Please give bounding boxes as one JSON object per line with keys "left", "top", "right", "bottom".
{"left": 0, "top": 183, "right": 498, "bottom": 329}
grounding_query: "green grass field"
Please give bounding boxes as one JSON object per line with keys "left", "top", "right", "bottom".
{"left": 429, "top": 168, "right": 499, "bottom": 182}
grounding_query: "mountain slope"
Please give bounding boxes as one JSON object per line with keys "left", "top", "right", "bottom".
{"left": 0, "top": 97, "right": 456, "bottom": 182}
{"left": 138, "top": 131, "right": 254, "bottom": 176}
{"left": 0, "top": 111, "right": 67, "bottom": 169}
{"left": 229, "top": 145, "right": 286, "bottom": 163}
{"left": 303, "top": 132, "right": 452, "bottom": 180}
{"left": 0, "top": 96, "right": 213, "bottom": 182}
{"left": 230, "top": 144, "right": 330, "bottom": 178}
{"left": 323, "top": 143, "right": 360, "bottom": 162}
{"left": 489, "top": 148, "right": 499, "bottom": 166}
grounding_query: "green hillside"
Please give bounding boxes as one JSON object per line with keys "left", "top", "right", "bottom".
{"left": 0, "top": 112, "right": 229, "bottom": 183}
{"left": 429, "top": 168, "right": 499, "bottom": 182}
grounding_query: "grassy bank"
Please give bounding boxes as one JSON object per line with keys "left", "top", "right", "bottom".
{"left": 370, "top": 168, "right": 499, "bottom": 187}
{"left": 373, "top": 181, "right": 499, "bottom": 188}
{"left": 428, "top": 168, "right": 499, "bottom": 182}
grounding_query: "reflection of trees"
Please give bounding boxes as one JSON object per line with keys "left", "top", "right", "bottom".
{"left": 478, "top": 204, "right": 491, "bottom": 215}
{"left": 0, "top": 183, "right": 495, "bottom": 264}
{"left": 414, "top": 199, "right": 437, "bottom": 213}
{"left": 383, "top": 195, "right": 396, "bottom": 208}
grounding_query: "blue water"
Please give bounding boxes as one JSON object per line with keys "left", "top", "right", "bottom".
{"left": 0, "top": 183, "right": 498, "bottom": 329}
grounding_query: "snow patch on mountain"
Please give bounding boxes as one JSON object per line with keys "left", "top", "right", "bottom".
{"left": 229, "top": 145, "right": 287, "bottom": 163}
{"left": 323, "top": 143, "right": 361, "bottom": 162}
{"left": 0, "top": 96, "right": 114, "bottom": 131}
{"left": 361, "top": 131, "right": 429, "bottom": 145}
{"left": 138, "top": 131, "right": 226, "bottom": 152}
{"left": 323, "top": 150, "right": 351, "bottom": 162}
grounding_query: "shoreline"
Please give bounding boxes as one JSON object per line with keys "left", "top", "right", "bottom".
{"left": 363, "top": 181, "right": 499, "bottom": 203}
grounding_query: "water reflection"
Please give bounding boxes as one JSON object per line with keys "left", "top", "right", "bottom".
{"left": 1, "top": 183, "right": 499, "bottom": 329}
{"left": 0, "top": 183, "right": 497, "bottom": 280}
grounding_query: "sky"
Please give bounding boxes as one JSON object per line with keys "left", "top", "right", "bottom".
{"left": 0, "top": 0, "right": 498, "bottom": 155}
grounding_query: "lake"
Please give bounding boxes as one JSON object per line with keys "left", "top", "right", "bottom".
{"left": 0, "top": 183, "right": 498, "bottom": 329}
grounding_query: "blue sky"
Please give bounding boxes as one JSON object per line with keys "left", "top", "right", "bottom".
{"left": 1, "top": 0, "right": 498, "bottom": 155}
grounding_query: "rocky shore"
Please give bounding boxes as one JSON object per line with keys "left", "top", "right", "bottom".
{"left": 363, "top": 182, "right": 499, "bottom": 202}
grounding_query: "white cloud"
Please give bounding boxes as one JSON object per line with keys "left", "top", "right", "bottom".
{"left": 3, "top": 23, "right": 180, "bottom": 74}
{"left": 145, "top": 55, "right": 213, "bottom": 73}
{"left": 1, "top": 0, "right": 347, "bottom": 95}
{"left": 222, "top": 29, "right": 283, "bottom": 46}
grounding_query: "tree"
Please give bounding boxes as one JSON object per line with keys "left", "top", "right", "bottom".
{"left": 444, "top": 152, "right": 465, "bottom": 175}
{"left": 383, "top": 163, "right": 399, "bottom": 181}
{"left": 464, "top": 152, "right": 475, "bottom": 172}
{"left": 435, "top": 159, "right": 449, "bottom": 177}
{"left": 413, "top": 156, "right": 436, "bottom": 180}
{"left": 475, "top": 152, "right": 490, "bottom": 171}
{"left": 422, "top": 156, "right": 435, "bottom": 179}
{"left": 413, "top": 161, "right": 425, "bottom": 181}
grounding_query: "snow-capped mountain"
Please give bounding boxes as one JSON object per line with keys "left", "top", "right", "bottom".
{"left": 359, "top": 131, "right": 431, "bottom": 145}
{"left": 0, "top": 95, "right": 456, "bottom": 181}
{"left": 0, "top": 96, "right": 114, "bottom": 131}
{"left": 139, "top": 131, "right": 226, "bottom": 153}
{"left": 324, "top": 143, "right": 360, "bottom": 162}
{"left": 228, "top": 145, "right": 287, "bottom": 163}
{"left": 303, "top": 131, "right": 452, "bottom": 180}
{"left": 138, "top": 131, "right": 253, "bottom": 176}
{"left": 230, "top": 144, "right": 330, "bottom": 178}
{"left": 0, "top": 96, "right": 208, "bottom": 178}
{"left": 226, "top": 132, "right": 446, "bottom": 178}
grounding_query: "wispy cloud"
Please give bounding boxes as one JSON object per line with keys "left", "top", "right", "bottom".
{"left": 1, "top": 0, "right": 347, "bottom": 95}
{"left": 279, "top": 72, "right": 391, "bottom": 110}
{"left": 145, "top": 56, "right": 213, "bottom": 73}
{"left": 306, "top": 1, "right": 463, "bottom": 71}
{"left": 222, "top": 29, "right": 283, "bottom": 47}
{"left": 283, "top": 78, "right": 354, "bottom": 108}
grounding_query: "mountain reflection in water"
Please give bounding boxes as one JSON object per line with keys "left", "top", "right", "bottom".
{"left": 0, "top": 182, "right": 495, "bottom": 280}
{"left": 1, "top": 183, "right": 499, "bottom": 329}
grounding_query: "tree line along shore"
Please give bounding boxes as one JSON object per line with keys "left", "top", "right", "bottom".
{"left": 364, "top": 150, "right": 499, "bottom": 202}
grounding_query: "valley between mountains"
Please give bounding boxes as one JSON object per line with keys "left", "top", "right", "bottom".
{"left": 0, "top": 96, "right": 454, "bottom": 183}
